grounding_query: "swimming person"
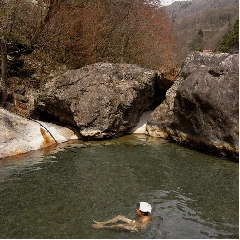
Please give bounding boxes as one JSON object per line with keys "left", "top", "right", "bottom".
{"left": 92, "top": 202, "right": 152, "bottom": 232}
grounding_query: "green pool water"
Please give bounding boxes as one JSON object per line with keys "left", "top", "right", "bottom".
{"left": 0, "top": 135, "right": 238, "bottom": 238}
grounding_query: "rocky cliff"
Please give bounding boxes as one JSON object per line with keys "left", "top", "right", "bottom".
{"left": 147, "top": 52, "right": 239, "bottom": 158}
{"left": 34, "top": 62, "right": 162, "bottom": 139}
{"left": 0, "top": 52, "right": 238, "bottom": 159}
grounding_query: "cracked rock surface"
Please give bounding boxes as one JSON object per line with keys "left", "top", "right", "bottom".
{"left": 35, "top": 62, "right": 160, "bottom": 139}
{"left": 147, "top": 52, "right": 239, "bottom": 158}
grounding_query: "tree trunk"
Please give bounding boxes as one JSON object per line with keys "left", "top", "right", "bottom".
{"left": 0, "top": 36, "right": 7, "bottom": 107}
{"left": 30, "top": 0, "right": 61, "bottom": 46}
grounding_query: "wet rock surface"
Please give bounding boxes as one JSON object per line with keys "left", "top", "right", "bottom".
{"left": 0, "top": 108, "right": 77, "bottom": 158}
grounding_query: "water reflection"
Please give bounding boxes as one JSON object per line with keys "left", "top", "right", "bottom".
{"left": 0, "top": 135, "right": 238, "bottom": 238}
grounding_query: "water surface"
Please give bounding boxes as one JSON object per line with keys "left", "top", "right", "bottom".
{"left": 0, "top": 135, "right": 238, "bottom": 238}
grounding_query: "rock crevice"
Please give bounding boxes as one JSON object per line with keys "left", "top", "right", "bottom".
{"left": 147, "top": 52, "right": 239, "bottom": 158}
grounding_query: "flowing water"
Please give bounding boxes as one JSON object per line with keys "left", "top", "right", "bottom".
{"left": 0, "top": 135, "right": 238, "bottom": 239}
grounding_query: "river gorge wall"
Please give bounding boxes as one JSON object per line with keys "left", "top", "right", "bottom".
{"left": 0, "top": 52, "right": 238, "bottom": 159}
{"left": 147, "top": 52, "right": 239, "bottom": 158}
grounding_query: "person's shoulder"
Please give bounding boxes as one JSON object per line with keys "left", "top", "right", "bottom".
{"left": 140, "top": 216, "right": 151, "bottom": 224}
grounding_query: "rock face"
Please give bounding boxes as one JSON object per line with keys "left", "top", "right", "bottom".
{"left": 128, "top": 110, "right": 153, "bottom": 134}
{"left": 0, "top": 108, "right": 77, "bottom": 159}
{"left": 35, "top": 62, "right": 160, "bottom": 139}
{"left": 147, "top": 52, "right": 239, "bottom": 158}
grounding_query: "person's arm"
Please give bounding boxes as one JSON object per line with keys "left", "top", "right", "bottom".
{"left": 93, "top": 215, "right": 134, "bottom": 225}
{"left": 92, "top": 223, "right": 138, "bottom": 232}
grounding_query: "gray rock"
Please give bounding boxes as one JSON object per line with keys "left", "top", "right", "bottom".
{"left": 147, "top": 52, "right": 239, "bottom": 158}
{"left": 36, "top": 62, "right": 160, "bottom": 139}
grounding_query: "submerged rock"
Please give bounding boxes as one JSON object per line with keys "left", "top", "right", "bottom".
{"left": 35, "top": 62, "right": 160, "bottom": 139}
{"left": 0, "top": 108, "right": 77, "bottom": 159}
{"left": 147, "top": 52, "right": 239, "bottom": 158}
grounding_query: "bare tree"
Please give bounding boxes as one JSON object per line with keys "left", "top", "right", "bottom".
{"left": 30, "top": 0, "right": 63, "bottom": 46}
{"left": 66, "top": 0, "right": 176, "bottom": 69}
{"left": 0, "top": 0, "right": 176, "bottom": 73}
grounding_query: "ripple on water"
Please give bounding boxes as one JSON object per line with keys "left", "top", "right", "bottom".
{"left": 0, "top": 135, "right": 238, "bottom": 239}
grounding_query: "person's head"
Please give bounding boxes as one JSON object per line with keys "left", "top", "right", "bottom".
{"left": 136, "top": 202, "right": 152, "bottom": 216}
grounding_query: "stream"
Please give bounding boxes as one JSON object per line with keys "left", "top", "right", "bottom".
{"left": 0, "top": 134, "right": 238, "bottom": 238}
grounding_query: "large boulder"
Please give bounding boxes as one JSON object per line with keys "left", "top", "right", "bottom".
{"left": 35, "top": 62, "right": 160, "bottom": 139}
{"left": 0, "top": 108, "right": 77, "bottom": 159}
{"left": 147, "top": 52, "right": 239, "bottom": 158}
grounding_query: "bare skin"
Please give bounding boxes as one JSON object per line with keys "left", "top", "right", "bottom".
{"left": 92, "top": 207, "right": 151, "bottom": 232}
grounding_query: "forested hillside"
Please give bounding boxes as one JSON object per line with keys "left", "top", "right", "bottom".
{"left": 0, "top": 0, "right": 239, "bottom": 88}
{"left": 166, "top": 0, "right": 239, "bottom": 61}
{"left": 0, "top": 0, "right": 177, "bottom": 80}
{"left": 166, "top": 0, "right": 238, "bottom": 20}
